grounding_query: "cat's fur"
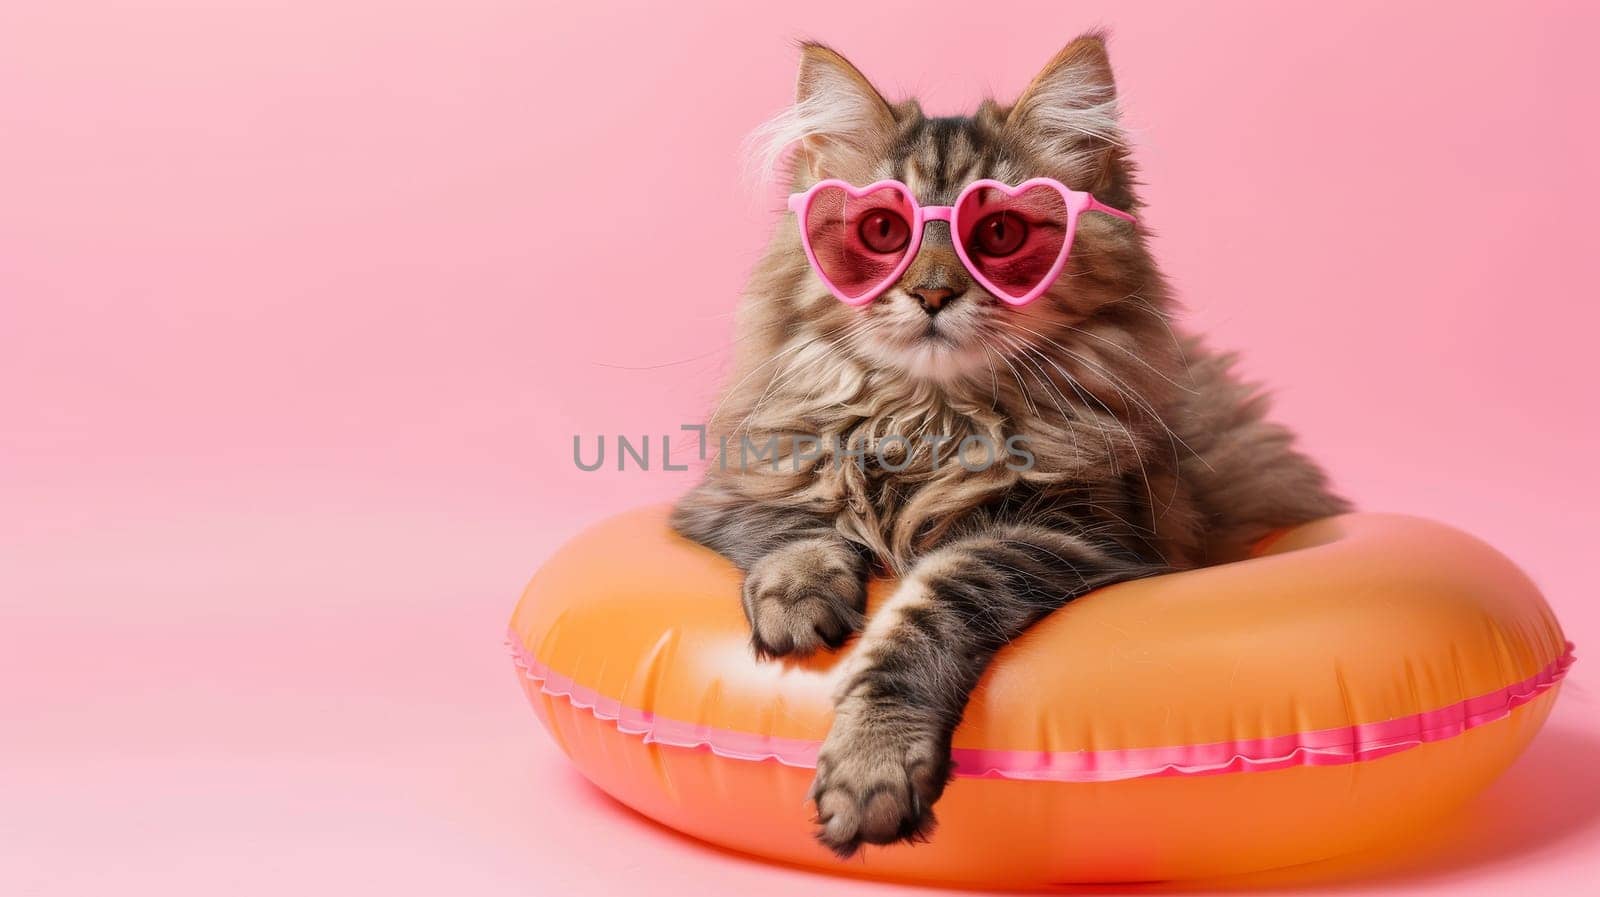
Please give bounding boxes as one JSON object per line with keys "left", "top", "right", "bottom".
{"left": 671, "top": 33, "right": 1348, "bottom": 856}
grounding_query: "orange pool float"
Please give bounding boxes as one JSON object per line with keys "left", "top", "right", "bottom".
{"left": 508, "top": 506, "right": 1571, "bottom": 886}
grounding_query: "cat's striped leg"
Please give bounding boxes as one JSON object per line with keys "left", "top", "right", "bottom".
{"left": 671, "top": 486, "right": 867, "bottom": 658}
{"left": 810, "top": 524, "right": 1159, "bottom": 855}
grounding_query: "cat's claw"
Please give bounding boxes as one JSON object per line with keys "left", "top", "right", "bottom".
{"left": 742, "top": 539, "right": 865, "bottom": 658}
{"left": 808, "top": 700, "right": 949, "bottom": 857}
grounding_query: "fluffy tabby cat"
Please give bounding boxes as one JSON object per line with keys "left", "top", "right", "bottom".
{"left": 672, "top": 33, "right": 1347, "bottom": 856}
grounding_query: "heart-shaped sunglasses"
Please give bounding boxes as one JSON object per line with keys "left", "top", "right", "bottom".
{"left": 788, "top": 178, "right": 1135, "bottom": 307}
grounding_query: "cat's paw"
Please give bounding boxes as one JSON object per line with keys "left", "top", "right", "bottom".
{"left": 742, "top": 538, "right": 865, "bottom": 658}
{"left": 808, "top": 696, "right": 950, "bottom": 857}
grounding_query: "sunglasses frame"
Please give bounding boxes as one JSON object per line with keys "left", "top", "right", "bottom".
{"left": 787, "top": 177, "right": 1136, "bottom": 308}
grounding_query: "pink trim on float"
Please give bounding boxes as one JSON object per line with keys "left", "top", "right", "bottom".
{"left": 507, "top": 633, "right": 1574, "bottom": 783}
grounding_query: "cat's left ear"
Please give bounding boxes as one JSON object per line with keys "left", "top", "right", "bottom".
{"left": 1005, "top": 33, "right": 1126, "bottom": 190}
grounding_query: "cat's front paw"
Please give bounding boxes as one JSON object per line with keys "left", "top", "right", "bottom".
{"left": 742, "top": 538, "right": 865, "bottom": 658}
{"left": 808, "top": 694, "right": 950, "bottom": 857}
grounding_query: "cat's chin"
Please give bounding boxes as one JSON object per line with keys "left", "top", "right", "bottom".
{"left": 861, "top": 335, "right": 993, "bottom": 386}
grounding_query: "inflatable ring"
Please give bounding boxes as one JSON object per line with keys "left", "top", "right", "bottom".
{"left": 508, "top": 507, "right": 1572, "bottom": 886}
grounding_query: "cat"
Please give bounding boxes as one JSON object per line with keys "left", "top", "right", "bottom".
{"left": 671, "top": 32, "right": 1348, "bottom": 857}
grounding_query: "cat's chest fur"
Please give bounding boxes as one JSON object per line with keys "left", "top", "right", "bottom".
{"left": 729, "top": 358, "right": 1155, "bottom": 567}
{"left": 788, "top": 385, "right": 1129, "bottom": 568}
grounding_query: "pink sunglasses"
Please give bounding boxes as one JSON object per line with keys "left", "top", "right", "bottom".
{"left": 788, "top": 178, "right": 1135, "bottom": 307}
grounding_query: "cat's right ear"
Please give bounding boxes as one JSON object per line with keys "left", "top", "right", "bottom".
{"left": 787, "top": 43, "right": 897, "bottom": 183}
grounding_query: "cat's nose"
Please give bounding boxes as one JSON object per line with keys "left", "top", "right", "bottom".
{"left": 910, "top": 286, "right": 963, "bottom": 316}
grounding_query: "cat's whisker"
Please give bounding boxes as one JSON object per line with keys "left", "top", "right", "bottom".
{"left": 970, "top": 336, "right": 1004, "bottom": 412}
{"left": 1114, "top": 293, "right": 1196, "bottom": 383}
{"left": 989, "top": 329, "right": 1117, "bottom": 474}
{"left": 736, "top": 336, "right": 851, "bottom": 438}
{"left": 1052, "top": 338, "right": 1213, "bottom": 478}
{"left": 1014, "top": 332, "right": 1167, "bottom": 506}
{"left": 997, "top": 329, "right": 1151, "bottom": 496}
{"left": 1001, "top": 318, "right": 1205, "bottom": 473}
{"left": 705, "top": 334, "right": 826, "bottom": 435}
{"left": 738, "top": 312, "right": 884, "bottom": 441}
{"left": 1006, "top": 308, "right": 1198, "bottom": 395}
{"left": 591, "top": 314, "right": 797, "bottom": 374}
{"left": 1019, "top": 334, "right": 1203, "bottom": 510}
{"left": 981, "top": 330, "right": 1084, "bottom": 458}
{"left": 985, "top": 336, "right": 1043, "bottom": 419}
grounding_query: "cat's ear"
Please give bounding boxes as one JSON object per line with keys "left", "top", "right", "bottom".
{"left": 787, "top": 43, "right": 897, "bottom": 182}
{"left": 1005, "top": 33, "right": 1125, "bottom": 189}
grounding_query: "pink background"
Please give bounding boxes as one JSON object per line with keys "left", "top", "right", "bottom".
{"left": 4, "top": 1, "right": 1598, "bottom": 893}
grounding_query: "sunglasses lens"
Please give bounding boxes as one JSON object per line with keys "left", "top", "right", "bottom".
{"left": 803, "top": 185, "right": 916, "bottom": 302}
{"left": 956, "top": 185, "right": 1070, "bottom": 302}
